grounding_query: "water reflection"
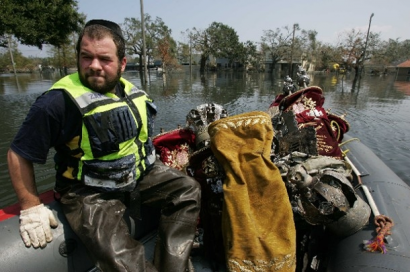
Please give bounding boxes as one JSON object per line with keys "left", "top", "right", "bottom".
{"left": 394, "top": 81, "right": 410, "bottom": 95}
{"left": 0, "top": 69, "right": 409, "bottom": 208}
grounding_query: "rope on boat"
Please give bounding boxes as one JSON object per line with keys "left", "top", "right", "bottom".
{"left": 364, "top": 215, "right": 394, "bottom": 254}
{"left": 339, "top": 137, "right": 360, "bottom": 147}
{"left": 344, "top": 155, "right": 394, "bottom": 254}
{"left": 340, "top": 138, "right": 360, "bottom": 157}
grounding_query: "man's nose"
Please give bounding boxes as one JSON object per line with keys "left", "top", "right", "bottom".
{"left": 89, "top": 58, "right": 102, "bottom": 70}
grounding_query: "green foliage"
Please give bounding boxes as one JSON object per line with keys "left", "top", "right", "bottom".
{"left": 207, "top": 22, "right": 240, "bottom": 60}
{"left": 331, "top": 28, "right": 382, "bottom": 75}
{"left": 177, "top": 42, "right": 190, "bottom": 64}
{"left": 0, "top": 0, "right": 85, "bottom": 49}
{"left": 0, "top": 6, "right": 407, "bottom": 74}
{"left": 0, "top": 36, "right": 36, "bottom": 72}
{"left": 191, "top": 22, "right": 242, "bottom": 72}
{"left": 299, "top": 30, "right": 318, "bottom": 62}
{"left": 235, "top": 41, "right": 260, "bottom": 70}
{"left": 372, "top": 38, "right": 410, "bottom": 66}
{"left": 260, "top": 26, "right": 293, "bottom": 68}
{"left": 316, "top": 44, "right": 340, "bottom": 70}
{"left": 47, "top": 42, "right": 77, "bottom": 69}
{"left": 0, "top": 49, "right": 11, "bottom": 71}
{"left": 0, "top": 49, "right": 38, "bottom": 72}
{"left": 122, "top": 15, "right": 175, "bottom": 68}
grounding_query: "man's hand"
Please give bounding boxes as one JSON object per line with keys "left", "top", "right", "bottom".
{"left": 19, "top": 204, "right": 59, "bottom": 248}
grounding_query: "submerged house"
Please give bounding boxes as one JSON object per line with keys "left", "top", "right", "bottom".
{"left": 396, "top": 60, "right": 410, "bottom": 81}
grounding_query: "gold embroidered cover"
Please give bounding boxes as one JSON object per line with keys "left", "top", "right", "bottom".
{"left": 209, "top": 111, "right": 296, "bottom": 272}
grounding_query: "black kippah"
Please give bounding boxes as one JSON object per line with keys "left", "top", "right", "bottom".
{"left": 85, "top": 19, "right": 124, "bottom": 41}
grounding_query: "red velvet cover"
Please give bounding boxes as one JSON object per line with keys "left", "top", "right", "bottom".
{"left": 152, "top": 128, "right": 196, "bottom": 171}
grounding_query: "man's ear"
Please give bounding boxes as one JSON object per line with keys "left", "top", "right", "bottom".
{"left": 121, "top": 57, "right": 127, "bottom": 72}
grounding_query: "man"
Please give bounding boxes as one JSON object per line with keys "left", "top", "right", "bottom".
{"left": 7, "top": 19, "right": 200, "bottom": 272}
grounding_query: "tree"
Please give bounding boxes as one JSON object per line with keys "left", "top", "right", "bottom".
{"left": 155, "top": 35, "right": 178, "bottom": 73}
{"left": 235, "top": 41, "right": 259, "bottom": 71}
{"left": 208, "top": 22, "right": 241, "bottom": 62}
{"left": 372, "top": 38, "right": 410, "bottom": 66}
{"left": 334, "top": 28, "right": 381, "bottom": 77}
{"left": 0, "top": 36, "right": 37, "bottom": 72}
{"left": 299, "top": 30, "right": 320, "bottom": 70}
{"left": 0, "top": 0, "right": 85, "bottom": 49}
{"left": 312, "top": 43, "right": 335, "bottom": 71}
{"left": 260, "top": 26, "right": 293, "bottom": 73}
{"left": 122, "top": 15, "right": 174, "bottom": 70}
{"left": 180, "top": 29, "right": 197, "bottom": 67}
{"left": 191, "top": 22, "right": 241, "bottom": 73}
{"left": 190, "top": 27, "right": 211, "bottom": 73}
{"left": 48, "top": 43, "right": 77, "bottom": 72}
{"left": 177, "top": 41, "right": 190, "bottom": 64}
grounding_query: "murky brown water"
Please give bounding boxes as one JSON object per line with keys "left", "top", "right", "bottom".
{"left": 1, "top": 69, "right": 409, "bottom": 208}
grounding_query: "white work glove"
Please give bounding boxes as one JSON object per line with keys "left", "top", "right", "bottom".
{"left": 19, "top": 204, "right": 59, "bottom": 248}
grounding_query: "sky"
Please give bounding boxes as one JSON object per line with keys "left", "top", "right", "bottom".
{"left": 19, "top": 0, "right": 410, "bottom": 57}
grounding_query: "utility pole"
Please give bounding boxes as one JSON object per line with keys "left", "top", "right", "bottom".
{"left": 7, "top": 35, "right": 17, "bottom": 76}
{"left": 289, "top": 24, "right": 299, "bottom": 77}
{"left": 140, "top": 0, "right": 148, "bottom": 84}
{"left": 362, "top": 13, "right": 374, "bottom": 75}
{"left": 189, "top": 32, "right": 192, "bottom": 75}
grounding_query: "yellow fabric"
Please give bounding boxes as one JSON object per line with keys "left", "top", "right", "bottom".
{"left": 208, "top": 111, "right": 296, "bottom": 272}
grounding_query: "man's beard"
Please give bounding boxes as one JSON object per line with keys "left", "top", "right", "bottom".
{"left": 78, "top": 66, "right": 122, "bottom": 94}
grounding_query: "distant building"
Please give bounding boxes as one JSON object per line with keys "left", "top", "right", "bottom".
{"left": 396, "top": 60, "right": 410, "bottom": 81}
{"left": 177, "top": 54, "right": 201, "bottom": 65}
{"left": 262, "top": 57, "right": 303, "bottom": 77}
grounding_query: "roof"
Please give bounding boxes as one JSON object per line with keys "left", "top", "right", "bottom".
{"left": 397, "top": 60, "right": 410, "bottom": 68}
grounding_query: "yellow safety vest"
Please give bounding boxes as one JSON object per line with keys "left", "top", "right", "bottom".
{"left": 50, "top": 72, "right": 154, "bottom": 191}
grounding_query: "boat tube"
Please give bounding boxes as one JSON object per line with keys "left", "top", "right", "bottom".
{"left": 324, "top": 135, "right": 410, "bottom": 272}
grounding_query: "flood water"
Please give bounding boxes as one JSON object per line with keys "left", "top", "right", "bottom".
{"left": 1, "top": 68, "right": 409, "bottom": 208}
